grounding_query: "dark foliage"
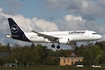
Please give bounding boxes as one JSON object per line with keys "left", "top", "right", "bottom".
{"left": 0, "top": 41, "right": 105, "bottom": 67}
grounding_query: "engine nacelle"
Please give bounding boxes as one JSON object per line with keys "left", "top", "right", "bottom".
{"left": 44, "top": 38, "right": 51, "bottom": 43}
{"left": 59, "top": 38, "right": 69, "bottom": 44}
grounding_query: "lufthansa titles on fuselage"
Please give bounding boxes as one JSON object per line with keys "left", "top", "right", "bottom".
{"left": 69, "top": 31, "right": 85, "bottom": 34}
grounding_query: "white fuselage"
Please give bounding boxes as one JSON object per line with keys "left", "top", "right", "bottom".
{"left": 24, "top": 30, "right": 102, "bottom": 44}
{"left": 7, "top": 18, "right": 102, "bottom": 48}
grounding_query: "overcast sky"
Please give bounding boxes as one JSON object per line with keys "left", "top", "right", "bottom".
{"left": 0, "top": 0, "right": 105, "bottom": 49}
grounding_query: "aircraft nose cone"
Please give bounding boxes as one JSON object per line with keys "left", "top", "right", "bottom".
{"left": 98, "top": 35, "right": 102, "bottom": 39}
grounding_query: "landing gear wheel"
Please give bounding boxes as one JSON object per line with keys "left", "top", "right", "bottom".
{"left": 57, "top": 45, "right": 60, "bottom": 49}
{"left": 51, "top": 44, "right": 55, "bottom": 48}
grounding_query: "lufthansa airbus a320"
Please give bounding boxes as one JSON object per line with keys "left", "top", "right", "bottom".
{"left": 6, "top": 18, "right": 102, "bottom": 49}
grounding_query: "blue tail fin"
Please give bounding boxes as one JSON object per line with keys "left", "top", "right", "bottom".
{"left": 8, "top": 18, "right": 24, "bottom": 35}
{"left": 7, "top": 18, "right": 30, "bottom": 42}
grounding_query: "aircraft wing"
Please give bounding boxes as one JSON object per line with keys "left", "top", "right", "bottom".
{"left": 31, "top": 30, "right": 59, "bottom": 42}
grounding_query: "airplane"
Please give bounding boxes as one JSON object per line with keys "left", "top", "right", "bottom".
{"left": 6, "top": 18, "right": 102, "bottom": 49}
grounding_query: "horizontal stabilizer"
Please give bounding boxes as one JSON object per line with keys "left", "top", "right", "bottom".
{"left": 5, "top": 34, "right": 19, "bottom": 38}
{"left": 5, "top": 34, "right": 12, "bottom": 38}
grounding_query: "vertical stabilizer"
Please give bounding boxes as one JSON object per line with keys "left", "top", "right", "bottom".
{"left": 7, "top": 18, "right": 30, "bottom": 42}
{"left": 8, "top": 18, "right": 25, "bottom": 35}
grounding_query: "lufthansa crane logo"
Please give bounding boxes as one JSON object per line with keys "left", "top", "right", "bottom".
{"left": 11, "top": 25, "right": 19, "bottom": 33}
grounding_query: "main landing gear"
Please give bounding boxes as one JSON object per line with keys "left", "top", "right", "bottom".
{"left": 51, "top": 44, "right": 55, "bottom": 48}
{"left": 51, "top": 43, "right": 60, "bottom": 49}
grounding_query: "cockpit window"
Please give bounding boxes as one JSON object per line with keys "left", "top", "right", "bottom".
{"left": 92, "top": 33, "right": 98, "bottom": 34}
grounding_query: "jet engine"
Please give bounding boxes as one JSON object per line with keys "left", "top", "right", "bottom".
{"left": 44, "top": 38, "right": 51, "bottom": 43}
{"left": 59, "top": 38, "right": 70, "bottom": 44}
